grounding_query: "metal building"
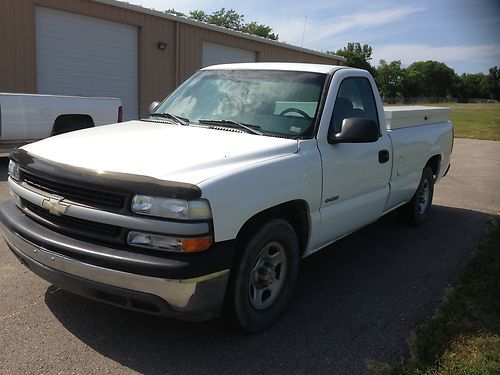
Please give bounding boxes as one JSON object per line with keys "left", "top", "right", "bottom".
{"left": 0, "top": 0, "right": 344, "bottom": 119}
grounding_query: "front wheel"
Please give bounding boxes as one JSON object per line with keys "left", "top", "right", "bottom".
{"left": 228, "top": 219, "right": 299, "bottom": 332}
{"left": 401, "top": 166, "right": 435, "bottom": 225}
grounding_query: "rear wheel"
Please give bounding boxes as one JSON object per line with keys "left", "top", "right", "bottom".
{"left": 401, "top": 166, "right": 434, "bottom": 225}
{"left": 229, "top": 219, "right": 299, "bottom": 332}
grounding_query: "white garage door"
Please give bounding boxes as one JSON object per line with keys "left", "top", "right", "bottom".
{"left": 36, "top": 7, "right": 139, "bottom": 120}
{"left": 202, "top": 42, "right": 256, "bottom": 67}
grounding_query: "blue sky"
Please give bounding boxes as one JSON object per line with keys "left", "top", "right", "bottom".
{"left": 126, "top": 0, "right": 500, "bottom": 74}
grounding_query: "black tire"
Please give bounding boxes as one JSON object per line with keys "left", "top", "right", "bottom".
{"left": 228, "top": 219, "right": 299, "bottom": 332}
{"left": 401, "top": 166, "right": 434, "bottom": 225}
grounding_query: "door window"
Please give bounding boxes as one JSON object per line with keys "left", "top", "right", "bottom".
{"left": 329, "top": 77, "right": 379, "bottom": 135}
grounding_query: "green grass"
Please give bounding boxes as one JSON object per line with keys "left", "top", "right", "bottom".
{"left": 427, "top": 103, "right": 500, "bottom": 141}
{"left": 368, "top": 216, "right": 500, "bottom": 375}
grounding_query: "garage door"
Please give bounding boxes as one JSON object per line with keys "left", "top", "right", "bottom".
{"left": 36, "top": 7, "right": 139, "bottom": 120}
{"left": 202, "top": 42, "right": 256, "bottom": 67}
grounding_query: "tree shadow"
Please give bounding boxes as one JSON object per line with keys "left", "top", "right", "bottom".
{"left": 44, "top": 205, "right": 492, "bottom": 374}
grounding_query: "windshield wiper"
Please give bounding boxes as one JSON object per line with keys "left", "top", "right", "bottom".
{"left": 198, "top": 119, "right": 263, "bottom": 135}
{"left": 149, "top": 112, "right": 189, "bottom": 125}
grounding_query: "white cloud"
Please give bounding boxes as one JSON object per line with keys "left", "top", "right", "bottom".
{"left": 321, "top": 6, "right": 426, "bottom": 36}
{"left": 268, "top": 6, "right": 426, "bottom": 50}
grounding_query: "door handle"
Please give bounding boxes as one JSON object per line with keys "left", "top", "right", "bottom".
{"left": 378, "top": 150, "right": 390, "bottom": 163}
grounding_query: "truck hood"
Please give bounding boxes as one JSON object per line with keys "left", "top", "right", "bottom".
{"left": 22, "top": 120, "right": 299, "bottom": 185}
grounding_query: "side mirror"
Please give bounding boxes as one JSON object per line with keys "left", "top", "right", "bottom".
{"left": 329, "top": 117, "right": 380, "bottom": 144}
{"left": 148, "top": 101, "right": 160, "bottom": 114}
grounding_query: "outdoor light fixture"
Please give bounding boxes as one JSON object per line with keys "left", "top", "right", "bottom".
{"left": 157, "top": 41, "right": 167, "bottom": 50}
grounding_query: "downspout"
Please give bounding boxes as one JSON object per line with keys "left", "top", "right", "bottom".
{"left": 175, "top": 21, "right": 180, "bottom": 87}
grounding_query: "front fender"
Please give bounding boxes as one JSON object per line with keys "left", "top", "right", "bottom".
{"left": 199, "top": 140, "right": 322, "bottom": 242}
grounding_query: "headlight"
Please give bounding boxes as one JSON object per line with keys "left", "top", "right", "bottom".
{"left": 127, "top": 231, "right": 213, "bottom": 253}
{"left": 8, "top": 160, "right": 20, "bottom": 181}
{"left": 131, "top": 195, "right": 211, "bottom": 220}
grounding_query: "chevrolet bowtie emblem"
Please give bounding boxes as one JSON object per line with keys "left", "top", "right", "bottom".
{"left": 41, "top": 197, "right": 69, "bottom": 216}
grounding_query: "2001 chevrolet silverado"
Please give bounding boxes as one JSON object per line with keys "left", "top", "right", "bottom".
{"left": 1, "top": 63, "right": 453, "bottom": 332}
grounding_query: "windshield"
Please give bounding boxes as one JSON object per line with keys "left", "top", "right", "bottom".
{"left": 153, "top": 69, "right": 327, "bottom": 138}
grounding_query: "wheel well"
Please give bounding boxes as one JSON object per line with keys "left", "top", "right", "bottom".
{"left": 51, "top": 114, "right": 95, "bottom": 136}
{"left": 236, "top": 200, "right": 310, "bottom": 257}
{"left": 425, "top": 155, "right": 441, "bottom": 179}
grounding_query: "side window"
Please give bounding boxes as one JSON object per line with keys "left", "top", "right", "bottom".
{"left": 329, "top": 77, "right": 379, "bottom": 135}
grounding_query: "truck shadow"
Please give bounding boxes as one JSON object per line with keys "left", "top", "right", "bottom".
{"left": 0, "top": 158, "right": 9, "bottom": 181}
{"left": 44, "top": 205, "right": 492, "bottom": 375}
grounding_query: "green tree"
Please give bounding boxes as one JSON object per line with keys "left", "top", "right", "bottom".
{"left": 166, "top": 8, "right": 186, "bottom": 17}
{"left": 166, "top": 8, "right": 278, "bottom": 40}
{"left": 207, "top": 8, "right": 244, "bottom": 29}
{"left": 455, "top": 73, "right": 489, "bottom": 101}
{"left": 376, "top": 59, "right": 403, "bottom": 102}
{"left": 400, "top": 68, "right": 423, "bottom": 101}
{"left": 189, "top": 10, "right": 207, "bottom": 22}
{"left": 487, "top": 66, "right": 500, "bottom": 100}
{"left": 241, "top": 22, "right": 278, "bottom": 40}
{"left": 400, "top": 60, "right": 455, "bottom": 99}
{"left": 341, "top": 42, "right": 373, "bottom": 61}
{"left": 329, "top": 42, "right": 376, "bottom": 76}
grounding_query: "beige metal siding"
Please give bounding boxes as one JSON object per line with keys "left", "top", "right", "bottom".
{"left": 1, "top": 0, "right": 177, "bottom": 116}
{"left": 260, "top": 45, "right": 340, "bottom": 65}
{"left": 202, "top": 42, "right": 257, "bottom": 67}
{"left": 177, "top": 23, "right": 342, "bottom": 84}
{"left": 32, "top": 0, "right": 179, "bottom": 116}
{"left": 0, "top": 1, "right": 36, "bottom": 93}
{"left": 0, "top": 0, "right": 343, "bottom": 117}
{"left": 36, "top": 7, "right": 140, "bottom": 119}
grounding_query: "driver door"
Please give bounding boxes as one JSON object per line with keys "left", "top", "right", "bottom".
{"left": 316, "top": 71, "right": 391, "bottom": 247}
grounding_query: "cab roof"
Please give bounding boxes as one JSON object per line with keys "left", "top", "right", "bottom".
{"left": 201, "top": 62, "right": 345, "bottom": 74}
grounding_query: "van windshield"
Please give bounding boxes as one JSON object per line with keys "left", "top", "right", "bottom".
{"left": 153, "top": 70, "right": 327, "bottom": 138}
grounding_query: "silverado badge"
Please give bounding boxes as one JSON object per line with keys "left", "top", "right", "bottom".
{"left": 41, "top": 197, "right": 69, "bottom": 216}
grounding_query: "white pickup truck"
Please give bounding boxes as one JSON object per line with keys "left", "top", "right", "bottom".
{"left": 0, "top": 93, "right": 122, "bottom": 155}
{"left": 1, "top": 63, "right": 453, "bottom": 332}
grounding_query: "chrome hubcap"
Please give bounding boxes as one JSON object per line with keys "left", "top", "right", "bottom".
{"left": 249, "top": 241, "right": 287, "bottom": 310}
{"left": 418, "top": 179, "right": 430, "bottom": 215}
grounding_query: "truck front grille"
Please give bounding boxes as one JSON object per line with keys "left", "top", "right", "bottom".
{"left": 20, "top": 169, "right": 126, "bottom": 210}
{"left": 22, "top": 199, "right": 124, "bottom": 245}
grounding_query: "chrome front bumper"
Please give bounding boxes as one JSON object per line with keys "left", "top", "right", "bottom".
{"left": 0, "top": 202, "right": 232, "bottom": 321}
